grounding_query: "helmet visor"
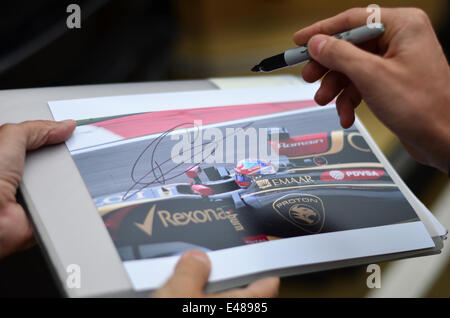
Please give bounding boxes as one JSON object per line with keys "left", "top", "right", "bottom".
{"left": 235, "top": 173, "right": 250, "bottom": 183}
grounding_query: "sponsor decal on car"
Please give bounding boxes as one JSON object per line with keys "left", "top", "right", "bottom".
{"left": 269, "top": 132, "right": 329, "bottom": 157}
{"left": 272, "top": 193, "right": 325, "bottom": 234}
{"left": 320, "top": 169, "right": 385, "bottom": 181}
{"left": 255, "top": 175, "right": 314, "bottom": 189}
{"left": 132, "top": 205, "right": 245, "bottom": 235}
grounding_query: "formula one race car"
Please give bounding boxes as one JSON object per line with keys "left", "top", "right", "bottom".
{"left": 97, "top": 129, "right": 419, "bottom": 261}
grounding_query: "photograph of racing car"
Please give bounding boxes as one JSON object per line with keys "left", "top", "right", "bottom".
{"left": 71, "top": 106, "right": 420, "bottom": 261}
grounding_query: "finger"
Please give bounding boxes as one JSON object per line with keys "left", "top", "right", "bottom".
{"left": 0, "top": 202, "right": 34, "bottom": 259}
{"left": 154, "top": 250, "right": 211, "bottom": 298}
{"left": 315, "top": 71, "right": 350, "bottom": 106}
{"left": 18, "top": 120, "right": 77, "bottom": 150}
{"left": 301, "top": 60, "right": 328, "bottom": 83}
{"left": 211, "top": 277, "right": 280, "bottom": 298}
{"left": 307, "top": 34, "right": 384, "bottom": 88}
{"left": 336, "top": 84, "right": 362, "bottom": 128}
{"left": 293, "top": 7, "right": 395, "bottom": 45}
{"left": 301, "top": 39, "right": 378, "bottom": 85}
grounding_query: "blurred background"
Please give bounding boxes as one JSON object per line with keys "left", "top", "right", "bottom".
{"left": 0, "top": 0, "right": 448, "bottom": 297}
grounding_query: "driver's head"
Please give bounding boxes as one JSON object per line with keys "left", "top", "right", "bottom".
{"left": 234, "top": 159, "right": 274, "bottom": 188}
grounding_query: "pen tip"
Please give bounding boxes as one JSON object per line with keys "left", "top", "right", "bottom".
{"left": 251, "top": 65, "right": 261, "bottom": 72}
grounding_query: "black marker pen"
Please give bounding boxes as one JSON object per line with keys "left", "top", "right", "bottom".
{"left": 252, "top": 23, "right": 385, "bottom": 72}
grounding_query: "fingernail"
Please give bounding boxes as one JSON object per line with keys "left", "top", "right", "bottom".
{"left": 309, "top": 35, "right": 328, "bottom": 56}
{"left": 184, "top": 250, "right": 209, "bottom": 265}
{"left": 61, "top": 119, "right": 76, "bottom": 125}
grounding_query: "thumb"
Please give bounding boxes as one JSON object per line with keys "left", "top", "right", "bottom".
{"left": 307, "top": 34, "right": 383, "bottom": 87}
{"left": 19, "top": 120, "right": 77, "bottom": 150}
{"left": 153, "top": 250, "right": 211, "bottom": 298}
{"left": 0, "top": 119, "right": 77, "bottom": 194}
